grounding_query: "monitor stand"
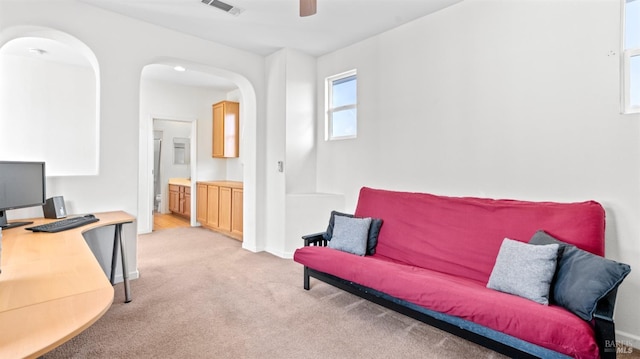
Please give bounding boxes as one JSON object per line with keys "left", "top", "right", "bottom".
{"left": 0, "top": 210, "right": 33, "bottom": 230}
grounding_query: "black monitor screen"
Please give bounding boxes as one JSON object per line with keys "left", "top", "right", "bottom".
{"left": 0, "top": 161, "right": 46, "bottom": 226}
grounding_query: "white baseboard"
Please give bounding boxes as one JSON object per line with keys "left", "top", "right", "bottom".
{"left": 242, "top": 242, "right": 261, "bottom": 253}
{"left": 615, "top": 330, "right": 639, "bottom": 355}
{"left": 616, "top": 330, "right": 640, "bottom": 349}
{"left": 241, "top": 241, "right": 293, "bottom": 259}
{"left": 260, "top": 245, "right": 294, "bottom": 259}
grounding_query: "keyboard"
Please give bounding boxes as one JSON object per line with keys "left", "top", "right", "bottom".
{"left": 26, "top": 214, "right": 99, "bottom": 233}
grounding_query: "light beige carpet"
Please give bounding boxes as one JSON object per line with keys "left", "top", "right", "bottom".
{"left": 42, "top": 227, "right": 637, "bottom": 359}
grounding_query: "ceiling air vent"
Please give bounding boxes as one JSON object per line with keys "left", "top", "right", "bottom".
{"left": 201, "top": 0, "right": 244, "bottom": 16}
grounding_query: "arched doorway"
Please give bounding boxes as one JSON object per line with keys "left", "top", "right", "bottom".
{"left": 138, "top": 59, "right": 258, "bottom": 252}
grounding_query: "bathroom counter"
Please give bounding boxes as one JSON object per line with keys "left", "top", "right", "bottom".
{"left": 168, "top": 178, "right": 191, "bottom": 187}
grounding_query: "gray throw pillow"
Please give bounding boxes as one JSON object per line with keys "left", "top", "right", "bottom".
{"left": 487, "top": 238, "right": 559, "bottom": 305}
{"left": 529, "top": 230, "right": 631, "bottom": 320}
{"left": 323, "top": 211, "right": 383, "bottom": 255}
{"left": 328, "top": 215, "right": 372, "bottom": 256}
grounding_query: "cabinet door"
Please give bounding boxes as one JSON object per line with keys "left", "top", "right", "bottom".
{"left": 231, "top": 188, "right": 243, "bottom": 238}
{"left": 184, "top": 192, "right": 191, "bottom": 217}
{"left": 212, "top": 101, "right": 239, "bottom": 158}
{"left": 206, "top": 185, "right": 220, "bottom": 227}
{"left": 168, "top": 185, "right": 180, "bottom": 213}
{"left": 212, "top": 103, "right": 225, "bottom": 158}
{"left": 218, "top": 187, "right": 232, "bottom": 231}
{"left": 196, "top": 184, "right": 207, "bottom": 223}
{"left": 223, "top": 102, "right": 239, "bottom": 157}
{"left": 178, "top": 186, "right": 185, "bottom": 214}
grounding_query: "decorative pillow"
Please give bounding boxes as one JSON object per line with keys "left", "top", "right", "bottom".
{"left": 323, "top": 211, "right": 383, "bottom": 255}
{"left": 487, "top": 238, "right": 559, "bottom": 305}
{"left": 529, "top": 230, "right": 631, "bottom": 321}
{"left": 328, "top": 215, "right": 372, "bottom": 256}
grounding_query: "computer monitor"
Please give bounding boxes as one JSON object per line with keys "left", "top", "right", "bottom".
{"left": 0, "top": 161, "right": 46, "bottom": 229}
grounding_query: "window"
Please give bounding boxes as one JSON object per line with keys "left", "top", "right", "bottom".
{"left": 326, "top": 69, "right": 357, "bottom": 140}
{"left": 623, "top": 0, "right": 640, "bottom": 113}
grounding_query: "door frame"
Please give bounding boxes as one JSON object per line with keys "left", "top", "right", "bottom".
{"left": 147, "top": 116, "right": 198, "bottom": 231}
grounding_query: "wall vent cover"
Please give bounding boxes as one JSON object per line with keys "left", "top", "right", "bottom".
{"left": 201, "top": 0, "right": 244, "bottom": 16}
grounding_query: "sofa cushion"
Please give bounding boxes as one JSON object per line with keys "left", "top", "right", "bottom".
{"left": 294, "top": 245, "right": 599, "bottom": 358}
{"left": 529, "top": 230, "right": 631, "bottom": 321}
{"left": 322, "top": 210, "right": 383, "bottom": 255}
{"left": 353, "top": 187, "right": 605, "bottom": 284}
{"left": 486, "top": 238, "right": 559, "bottom": 305}
{"left": 327, "top": 216, "right": 372, "bottom": 256}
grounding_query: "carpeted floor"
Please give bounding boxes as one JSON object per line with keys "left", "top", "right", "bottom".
{"left": 43, "top": 227, "right": 638, "bottom": 359}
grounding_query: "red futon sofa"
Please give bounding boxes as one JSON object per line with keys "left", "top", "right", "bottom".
{"left": 294, "top": 187, "right": 631, "bottom": 359}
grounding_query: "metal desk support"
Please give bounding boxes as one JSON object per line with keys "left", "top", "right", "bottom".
{"left": 110, "top": 222, "right": 132, "bottom": 303}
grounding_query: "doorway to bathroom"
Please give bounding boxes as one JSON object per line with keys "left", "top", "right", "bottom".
{"left": 152, "top": 118, "right": 195, "bottom": 231}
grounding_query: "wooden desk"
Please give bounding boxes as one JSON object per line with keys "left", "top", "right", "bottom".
{"left": 0, "top": 211, "right": 135, "bottom": 359}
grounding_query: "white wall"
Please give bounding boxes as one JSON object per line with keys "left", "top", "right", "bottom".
{"left": 0, "top": 53, "right": 97, "bottom": 176}
{"left": 316, "top": 0, "right": 640, "bottom": 344}
{"left": 263, "top": 50, "right": 287, "bottom": 255}
{"left": 263, "top": 49, "right": 343, "bottom": 257}
{"left": 0, "top": 0, "right": 265, "bottom": 279}
{"left": 285, "top": 49, "right": 317, "bottom": 194}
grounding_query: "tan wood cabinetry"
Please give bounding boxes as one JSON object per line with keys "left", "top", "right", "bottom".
{"left": 196, "top": 181, "right": 243, "bottom": 240}
{"left": 196, "top": 183, "right": 208, "bottom": 224}
{"left": 169, "top": 185, "right": 180, "bottom": 213}
{"left": 218, "top": 186, "right": 232, "bottom": 231}
{"left": 168, "top": 184, "right": 190, "bottom": 218}
{"left": 182, "top": 186, "right": 191, "bottom": 217}
{"left": 231, "top": 188, "right": 243, "bottom": 237}
{"left": 206, "top": 184, "right": 219, "bottom": 228}
{"left": 212, "top": 101, "right": 240, "bottom": 158}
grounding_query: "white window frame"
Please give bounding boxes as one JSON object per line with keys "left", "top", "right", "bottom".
{"left": 623, "top": 49, "right": 640, "bottom": 114}
{"left": 622, "top": 0, "right": 640, "bottom": 114}
{"left": 325, "top": 69, "right": 357, "bottom": 140}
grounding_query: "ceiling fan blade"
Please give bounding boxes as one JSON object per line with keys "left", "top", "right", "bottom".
{"left": 300, "top": 0, "right": 316, "bottom": 17}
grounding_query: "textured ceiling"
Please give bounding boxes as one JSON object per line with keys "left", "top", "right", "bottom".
{"left": 1, "top": 0, "right": 463, "bottom": 89}
{"left": 80, "top": 0, "right": 463, "bottom": 57}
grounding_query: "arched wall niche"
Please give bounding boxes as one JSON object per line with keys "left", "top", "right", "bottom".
{"left": 0, "top": 26, "right": 100, "bottom": 176}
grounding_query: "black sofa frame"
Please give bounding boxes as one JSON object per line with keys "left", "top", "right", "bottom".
{"left": 301, "top": 233, "right": 619, "bottom": 359}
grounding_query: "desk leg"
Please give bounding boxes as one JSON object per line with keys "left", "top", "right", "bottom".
{"left": 112, "top": 223, "right": 132, "bottom": 303}
{"left": 110, "top": 230, "right": 119, "bottom": 285}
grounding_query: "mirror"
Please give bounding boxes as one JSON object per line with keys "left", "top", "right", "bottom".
{"left": 173, "top": 137, "right": 190, "bottom": 165}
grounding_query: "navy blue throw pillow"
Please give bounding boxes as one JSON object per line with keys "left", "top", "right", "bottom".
{"left": 529, "top": 230, "right": 631, "bottom": 321}
{"left": 323, "top": 210, "right": 383, "bottom": 255}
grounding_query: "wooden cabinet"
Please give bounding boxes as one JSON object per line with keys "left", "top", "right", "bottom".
{"left": 169, "top": 185, "right": 180, "bottom": 213}
{"left": 218, "top": 186, "right": 232, "bottom": 231}
{"left": 182, "top": 186, "right": 191, "bottom": 217}
{"left": 196, "top": 181, "right": 243, "bottom": 241}
{"left": 196, "top": 183, "right": 208, "bottom": 224}
{"left": 206, "top": 184, "right": 219, "bottom": 228}
{"left": 212, "top": 101, "right": 239, "bottom": 158}
{"left": 168, "top": 184, "right": 190, "bottom": 218}
{"left": 231, "top": 188, "right": 243, "bottom": 237}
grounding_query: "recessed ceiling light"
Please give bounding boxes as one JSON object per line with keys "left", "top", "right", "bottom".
{"left": 28, "top": 48, "right": 47, "bottom": 55}
{"left": 174, "top": 66, "right": 186, "bottom": 72}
